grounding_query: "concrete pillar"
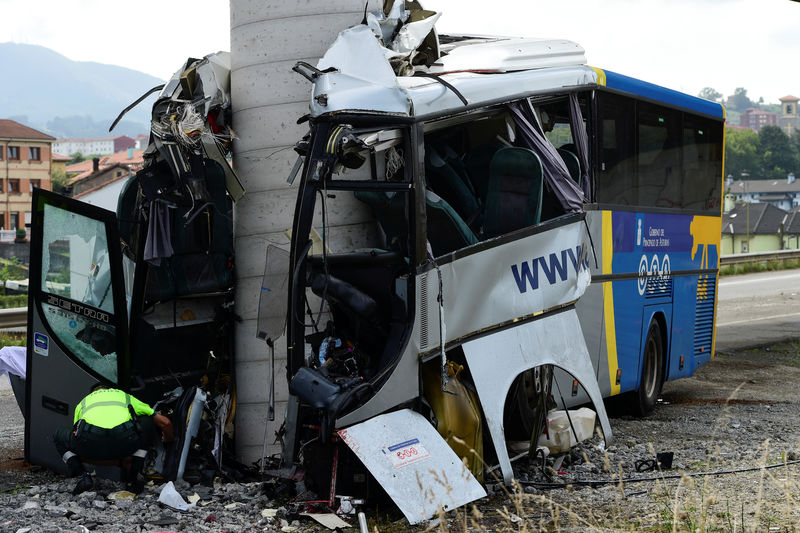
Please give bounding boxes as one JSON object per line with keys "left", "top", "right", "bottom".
{"left": 230, "top": 0, "right": 380, "bottom": 464}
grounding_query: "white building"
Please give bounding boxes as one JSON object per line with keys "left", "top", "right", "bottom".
{"left": 53, "top": 135, "right": 136, "bottom": 156}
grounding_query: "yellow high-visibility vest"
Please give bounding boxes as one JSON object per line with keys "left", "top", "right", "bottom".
{"left": 74, "top": 388, "right": 154, "bottom": 429}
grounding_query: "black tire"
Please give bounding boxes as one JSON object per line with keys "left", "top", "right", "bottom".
{"left": 631, "top": 320, "right": 665, "bottom": 417}
{"left": 503, "top": 366, "right": 550, "bottom": 441}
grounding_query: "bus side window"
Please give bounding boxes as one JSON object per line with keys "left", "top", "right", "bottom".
{"left": 683, "top": 116, "right": 723, "bottom": 211}
{"left": 637, "top": 102, "right": 681, "bottom": 208}
{"left": 596, "top": 93, "right": 636, "bottom": 205}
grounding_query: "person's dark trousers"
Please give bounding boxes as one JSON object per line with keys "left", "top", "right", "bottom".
{"left": 53, "top": 416, "right": 156, "bottom": 477}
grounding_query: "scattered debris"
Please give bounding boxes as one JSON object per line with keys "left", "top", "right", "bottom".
{"left": 106, "top": 490, "right": 136, "bottom": 501}
{"left": 157, "top": 481, "right": 196, "bottom": 512}
{"left": 300, "top": 512, "right": 351, "bottom": 530}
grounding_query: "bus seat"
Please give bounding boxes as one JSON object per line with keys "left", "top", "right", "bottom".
{"left": 354, "top": 190, "right": 407, "bottom": 253}
{"left": 559, "top": 143, "right": 577, "bottom": 153}
{"left": 558, "top": 148, "right": 581, "bottom": 186}
{"left": 484, "top": 147, "right": 543, "bottom": 238}
{"left": 425, "top": 145, "right": 481, "bottom": 228}
{"left": 425, "top": 190, "right": 478, "bottom": 257}
{"left": 464, "top": 141, "right": 505, "bottom": 200}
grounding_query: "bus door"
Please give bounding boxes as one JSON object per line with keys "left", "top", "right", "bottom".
{"left": 26, "top": 189, "right": 130, "bottom": 474}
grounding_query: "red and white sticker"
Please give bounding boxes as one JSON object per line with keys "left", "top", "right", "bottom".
{"left": 383, "top": 438, "right": 430, "bottom": 468}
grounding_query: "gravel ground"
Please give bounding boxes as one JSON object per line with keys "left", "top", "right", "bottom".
{"left": 1, "top": 339, "right": 799, "bottom": 532}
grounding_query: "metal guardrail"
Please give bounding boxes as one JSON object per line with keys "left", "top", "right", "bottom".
{"left": 0, "top": 251, "right": 795, "bottom": 330}
{"left": 0, "top": 307, "right": 27, "bottom": 329}
{"left": 720, "top": 249, "right": 800, "bottom": 266}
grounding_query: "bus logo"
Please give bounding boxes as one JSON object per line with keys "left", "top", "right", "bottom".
{"left": 511, "top": 245, "right": 589, "bottom": 294}
{"left": 637, "top": 254, "right": 671, "bottom": 295}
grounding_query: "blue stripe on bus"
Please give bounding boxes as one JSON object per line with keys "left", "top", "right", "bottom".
{"left": 602, "top": 70, "right": 725, "bottom": 119}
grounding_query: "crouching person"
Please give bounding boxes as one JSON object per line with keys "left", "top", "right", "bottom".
{"left": 53, "top": 384, "right": 174, "bottom": 495}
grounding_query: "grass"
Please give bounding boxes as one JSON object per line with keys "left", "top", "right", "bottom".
{"left": 0, "top": 294, "right": 27, "bottom": 309}
{"left": 719, "top": 257, "right": 800, "bottom": 276}
{"left": 0, "top": 332, "right": 25, "bottom": 347}
{"left": 403, "top": 383, "right": 800, "bottom": 532}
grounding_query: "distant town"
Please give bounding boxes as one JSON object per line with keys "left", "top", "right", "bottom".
{"left": 1, "top": 86, "right": 799, "bottom": 257}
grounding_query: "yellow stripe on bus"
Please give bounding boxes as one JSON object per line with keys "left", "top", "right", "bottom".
{"left": 712, "top": 124, "right": 726, "bottom": 359}
{"left": 590, "top": 67, "right": 607, "bottom": 87}
{"left": 602, "top": 211, "right": 620, "bottom": 395}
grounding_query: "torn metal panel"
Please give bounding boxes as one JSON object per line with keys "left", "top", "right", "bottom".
{"left": 338, "top": 409, "right": 486, "bottom": 525}
{"left": 363, "top": 0, "right": 440, "bottom": 73}
{"left": 143, "top": 52, "right": 244, "bottom": 203}
{"left": 318, "top": 26, "right": 402, "bottom": 87}
{"left": 462, "top": 310, "right": 612, "bottom": 485}
{"left": 195, "top": 52, "right": 232, "bottom": 116}
{"left": 313, "top": 25, "right": 412, "bottom": 117}
{"left": 308, "top": 1, "right": 442, "bottom": 116}
{"left": 302, "top": 1, "right": 595, "bottom": 119}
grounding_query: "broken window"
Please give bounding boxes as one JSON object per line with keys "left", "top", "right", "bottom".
{"left": 418, "top": 97, "right": 588, "bottom": 251}
{"left": 289, "top": 122, "right": 415, "bottom": 440}
{"left": 40, "top": 204, "right": 118, "bottom": 382}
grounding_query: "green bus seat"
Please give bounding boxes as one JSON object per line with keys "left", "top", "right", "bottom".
{"left": 425, "top": 144, "right": 481, "bottom": 229}
{"left": 425, "top": 190, "right": 478, "bottom": 257}
{"left": 558, "top": 148, "right": 581, "bottom": 187}
{"left": 484, "top": 147, "right": 544, "bottom": 238}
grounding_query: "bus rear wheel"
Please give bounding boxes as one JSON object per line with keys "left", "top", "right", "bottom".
{"left": 631, "top": 320, "right": 665, "bottom": 417}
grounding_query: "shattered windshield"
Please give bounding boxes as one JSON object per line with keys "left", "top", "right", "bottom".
{"left": 41, "top": 205, "right": 113, "bottom": 312}
{"left": 40, "top": 204, "right": 118, "bottom": 382}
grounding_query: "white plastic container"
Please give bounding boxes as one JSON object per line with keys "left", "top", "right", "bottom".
{"left": 537, "top": 407, "right": 596, "bottom": 454}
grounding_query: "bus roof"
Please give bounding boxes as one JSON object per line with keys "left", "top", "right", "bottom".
{"left": 600, "top": 69, "right": 725, "bottom": 120}
{"left": 309, "top": 33, "right": 725, "bottom": 121}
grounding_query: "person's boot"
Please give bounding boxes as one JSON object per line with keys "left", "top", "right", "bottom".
{"left": 65, "top": 456, "right": 84, "bottom": 478}
{"left": 126, "top": 472, "right": 145, "bottom": 494}
{"left": 125, "top": 452, "right": 146, "bottom": 494}
{"left": 71, "top": 472, "right": 94, "bottom": 495}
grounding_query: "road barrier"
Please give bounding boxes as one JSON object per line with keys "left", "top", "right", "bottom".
{"left": 0, "top": 307, "right": 27, "bottom": 329}
{"left": 720, "top": 249, "right": 800, "bottom": 266}
{"left": 2, "top": 250, "right": 796, "bottom": 331}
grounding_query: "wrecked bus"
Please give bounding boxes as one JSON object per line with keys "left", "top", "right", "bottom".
{"left": 282, "top": 13, "right": 722, "bottom": 521}
{"left": 23, "top": 3, "right": 724, "bottom": 522}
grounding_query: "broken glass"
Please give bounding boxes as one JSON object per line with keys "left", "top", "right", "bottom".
{"left": 40, "top": 204, "right": 118, "bottom": 382}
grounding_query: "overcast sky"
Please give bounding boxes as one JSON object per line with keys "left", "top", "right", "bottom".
{"left": 2, "top": 0, "right": 797, "bottom": 104}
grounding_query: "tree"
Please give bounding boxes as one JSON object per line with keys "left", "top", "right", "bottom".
{"left": 758, "top": 125, "right": 799, "bottom": 180}
{"left": 51, "top": 168, "right": 70, "bottom": 194}
{"left": 728, "top": 87, "right": 755, "bottom": 112}
{"left": 698, "top": 87, "right": 723, "bottom": 103}
{"left": 725, "top": 128, "right": 760, "bottom": 180}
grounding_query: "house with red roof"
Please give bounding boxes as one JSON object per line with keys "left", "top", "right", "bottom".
{"left": 0, "top": 119, "right": 55, "bottom": 234}
{"left": 740, "top": 107, "right": 779, "bottom": 132}
{"left": 65, "top": 148, "right": 144, "bottom": 210}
